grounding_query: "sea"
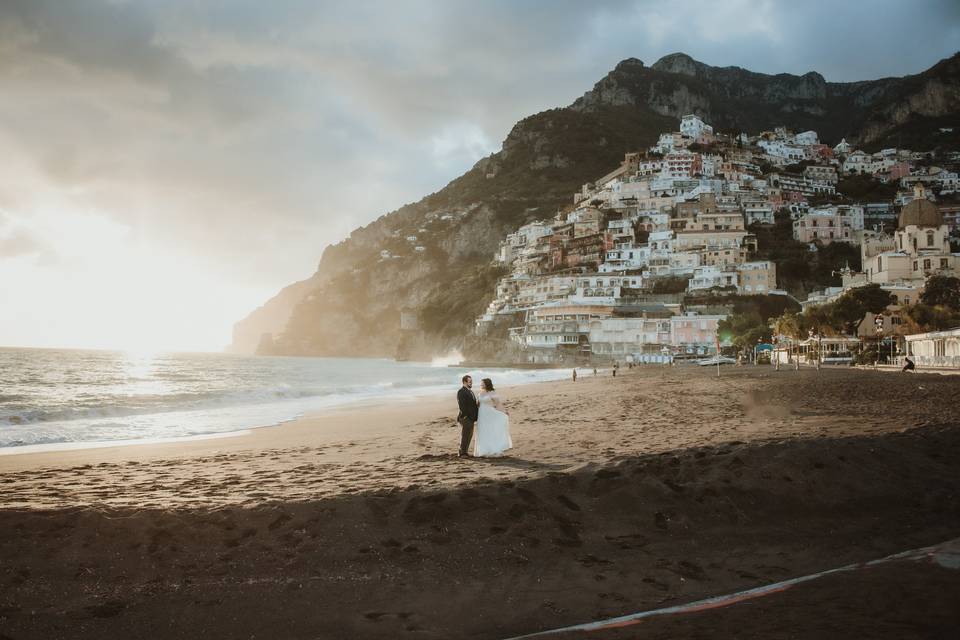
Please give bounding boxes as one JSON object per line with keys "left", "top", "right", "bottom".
{"left": 0, "top": 347, "right": 570, "bottom": 454}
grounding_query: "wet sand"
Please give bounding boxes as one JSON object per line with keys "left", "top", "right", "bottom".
{"left": 2, "top": 366, "right": 959, "bottom": 638}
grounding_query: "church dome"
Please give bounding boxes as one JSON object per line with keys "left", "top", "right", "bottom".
{"left": 898, "top": 184, "right": 942, "bottom": 229}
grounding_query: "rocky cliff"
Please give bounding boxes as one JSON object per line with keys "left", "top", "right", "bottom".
{"left": 231, "top": 52, "right": 960, "bottom": 358}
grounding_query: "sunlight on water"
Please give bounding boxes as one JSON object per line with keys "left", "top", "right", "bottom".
{"left": 0, "top": 349, "right": 568, "bottom": 452}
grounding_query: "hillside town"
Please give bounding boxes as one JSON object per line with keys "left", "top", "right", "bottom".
{"left": 472, "top": 115, "right": 960, "bottom": 367}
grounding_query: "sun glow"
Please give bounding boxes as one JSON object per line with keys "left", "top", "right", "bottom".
{"left": 0, "top": 207, "right": 268, "bottom": 352}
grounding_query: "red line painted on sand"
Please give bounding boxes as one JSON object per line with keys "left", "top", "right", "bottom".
{"left": 502, "top": 538, "right": 960, "bottom": 639}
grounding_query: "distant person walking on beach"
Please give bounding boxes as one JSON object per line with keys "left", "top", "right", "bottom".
{"left": 572, "top": 369, "right": 577, "bottom": 382}
{"left": 456, "top": 375, "right": 478, "bottom": 457}
{"left": 474, "top": 378, "right": 512, "bottom": 457}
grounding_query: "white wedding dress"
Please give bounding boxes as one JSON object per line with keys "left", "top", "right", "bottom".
{"left": 474, "top": 391, "right": 512, "bottom": 457}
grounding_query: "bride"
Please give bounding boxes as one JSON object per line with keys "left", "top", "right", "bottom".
{"left": 474, "top": 378, "right": 512, "bottom": 457}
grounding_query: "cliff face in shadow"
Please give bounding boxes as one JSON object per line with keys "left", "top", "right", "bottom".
{"left": 231, "top": 52, "right": 960, "bottom": 358}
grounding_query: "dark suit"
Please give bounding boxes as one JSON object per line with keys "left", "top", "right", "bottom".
{"left": 457, "top": 386, "right": 479, "bottom": 455}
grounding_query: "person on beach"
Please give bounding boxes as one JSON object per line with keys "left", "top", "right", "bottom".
{"left": 474, "top": 378, "right": 512, "bottom": 457}
{"left": 572, "top": 369, "right": 577, "bottom": 382}
{"left": 901, "top": 356, "right": 916, "bottom": 373}
{"left": 456, "top": 374, "right": 479, "bottom": 458}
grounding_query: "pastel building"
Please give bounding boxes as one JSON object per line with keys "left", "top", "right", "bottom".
{"left": 737, "top": 261, "right": 777, "bottom": 293}
{"left": 670, "top": 313, "right": 726, "bottom": 353}
{"left": 864, "top": 185, "right": 960, "bottom": 284}
{"left": 793, "top": 208, "right": 860, "bottom": 245}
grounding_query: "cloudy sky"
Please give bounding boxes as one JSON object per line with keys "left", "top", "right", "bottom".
{"left": 1, "top": 0, "right": 957, "bottom": 351}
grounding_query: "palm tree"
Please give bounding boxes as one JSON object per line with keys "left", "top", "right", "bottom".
{"left": 772, "top": 312, "right": 801, "bottom": 367}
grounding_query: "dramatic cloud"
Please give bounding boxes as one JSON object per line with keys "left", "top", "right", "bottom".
{"left": 0, "top": 0, "right": 956, "bottom": 349}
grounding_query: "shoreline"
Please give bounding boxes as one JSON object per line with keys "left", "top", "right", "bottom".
{"left": 3, "top": 365, "right": 958, "bottom": 506}
{"left": 0, "top": 374, "right": 570, "bottom": 474}
{"left": 0, "top": 367, "right": 575, "bottom": 466}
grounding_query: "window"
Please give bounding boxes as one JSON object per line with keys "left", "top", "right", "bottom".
{"left": 927, "top": 231, "right": 935, "bottom": 247}
{"left": 941, "top": 259, "right": 949, "bottom": 269}
{"left": 924, "top": 259, "right": 931, "bottom": 270}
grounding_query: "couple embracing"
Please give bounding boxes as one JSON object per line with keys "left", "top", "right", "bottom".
{"left": 456, "top": 374, "right": 512, "bottom": 458}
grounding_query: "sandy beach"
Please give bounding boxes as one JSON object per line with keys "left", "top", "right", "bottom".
{"left": 3, "top": 365, "right": 960, "bottom": 638}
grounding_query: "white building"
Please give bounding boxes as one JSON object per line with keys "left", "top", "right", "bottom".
{"left": 700, "top": 154, "right": 723, "bottom": 178}
{"left": 803, "top": 164, "right": 838, "bottom": 184}
{"left": 743, "top": 201, "right": 775, "bottom": 225}
{"left": 794, "top": 130, "right": 819, "bottom": 146}
{"left": 758, "top": 139, "right": 805, "bottom": 162}
{"left": 834, "top": 138, "right": 853, "bottom": 155}
{"left": 570, "top": 273, "right": 644, "bottom": 303}
{"left": 688, "top": 265, "right": 739, "bottom": 291}
{"left": 600, "top": 243, "right": 650, "bottom": 272}
{"left": 842, "top": 150, "right": 873, "bottom": 175}
{"left": 904, "top": 327, "right": 960, "bottom": 369}
{"left": 652, "top": 132, "right": 685, "bottom": 154}
{"left": 589, "top": 315, "right": 673, "bottom": 357}
{"left": 496, "top": 221, "right": 553, "bottom": 264}
{"left": 680, "top": 114, "right": 714, "bottom": 139}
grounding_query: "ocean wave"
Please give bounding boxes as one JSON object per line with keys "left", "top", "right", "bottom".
{"left": 0, "top": 380, "right": 429, "bottom": 427}
{"left": 0, "top": 349, "right": 572, "bottom": 451}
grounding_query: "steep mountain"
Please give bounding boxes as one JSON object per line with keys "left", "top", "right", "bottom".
{"left": 231, "top": 52, "right": 960, "bottom": 358}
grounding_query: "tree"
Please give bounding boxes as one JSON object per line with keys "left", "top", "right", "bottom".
{"left": 829, "top": 296, "right": 865, "bottom": 334}
{"left": 920, "top": 275, "right": 960, "bottom": 310}
{"left": 650, "top": 276, "right": 690, "bottom": 294}
{"left": 803, "top": 304, "right": 835, "bottom": 334}
{"left": 773, "top": 312, "right": 801, "bottom": 341}
{"left": 905, "top": 303, "right": 960, "bottom": 332}
{"left": 836, "top": 175, "right": 898, "bottom": 201}
{"left": 718, "top": 311, "right": 772, "bottom": 349}
{"left": 847, "top": 284, "right": 894, "bottom": 315}
{"left": 799, "top": 285, "right": 893, "bottom": 335}
{"left": 812, "top": 242, "right": 862, "bottom": 283}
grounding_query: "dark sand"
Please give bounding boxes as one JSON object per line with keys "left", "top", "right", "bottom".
{"left": 2, "top": 366, "right": 959, "bottom": 639}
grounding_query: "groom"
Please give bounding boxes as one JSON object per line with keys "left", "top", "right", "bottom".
{"left": 456, "top": 374, "right": 479, "bottom": 457}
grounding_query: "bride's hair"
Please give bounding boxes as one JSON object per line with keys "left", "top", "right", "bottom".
{"left": 481, "top": 378, "right": 494, "bottom": 391}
